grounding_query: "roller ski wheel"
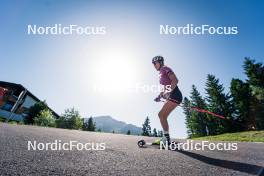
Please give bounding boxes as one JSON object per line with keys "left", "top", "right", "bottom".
{"left": 137, "top": 140, "right": 146, "bottom": 147}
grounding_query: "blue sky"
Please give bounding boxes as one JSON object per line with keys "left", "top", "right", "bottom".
{"left": 1, "top": 0, "right": 263, "bottom": 138}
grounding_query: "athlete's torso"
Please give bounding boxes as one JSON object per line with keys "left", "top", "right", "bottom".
{"left": 159, "top": 66, "right": 174, "bottom": 85}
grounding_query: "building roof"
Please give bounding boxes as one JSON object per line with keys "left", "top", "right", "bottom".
{"left": 0, "top": 81, "right": 60, "bottom": 118}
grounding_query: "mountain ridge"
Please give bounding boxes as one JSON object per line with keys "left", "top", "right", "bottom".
{"left": 85, "top": 116, "right": 142, "bottom": 135}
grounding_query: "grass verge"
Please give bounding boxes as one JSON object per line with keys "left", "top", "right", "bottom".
{"left": 193, "top": 130, "right": 264, "bottom": 142}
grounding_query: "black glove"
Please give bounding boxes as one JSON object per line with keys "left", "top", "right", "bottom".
{"left": 154, "top": 94, "right": 162, "bottom": 102}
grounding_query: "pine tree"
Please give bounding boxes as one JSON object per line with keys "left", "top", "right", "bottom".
{"left": 183, "top": 97, "right": 193, "bottom": 137}
{"left": 230, "top": 79, "right": 251, "bottom": 130}
{"left": 88, "top": 117, "right": 96, "bottom": 131}
{"left": 153, "top": 128, "right": 158, "bottom": 137}
{"left": 82, "top": 117, "right": 96, "bottom": 131}
{"left": 183, "top": 86, "right": 209, "bottom": 138}
{"left": 243, "top": 58, "right": 264, "bottom": 130}
{"left": 127, "top": 130, "right": 131, "bottom": 135}
{"left": 142, "top": 117, "right": 151, "bottom": 136}
{"left": 158, "top": 130, "right": 163, "bottom": 137}
{"left": 205, "top": 74, "right": 234, "bottom": 134}
{"left": 189, "top": 85, "right": 208, "bottom": 137}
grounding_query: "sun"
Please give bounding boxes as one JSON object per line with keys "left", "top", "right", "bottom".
{"left": 90, "top": 50, "right": 139, "bottom": 97}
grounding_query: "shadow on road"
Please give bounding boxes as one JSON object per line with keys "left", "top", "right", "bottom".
{"left": 176, "top": 150, "right": 262, "bottom": 175}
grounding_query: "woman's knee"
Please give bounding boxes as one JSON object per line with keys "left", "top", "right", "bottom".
{"left": 158, "top": 110, "right": 167, "bottom": 119}
{"left": 158, "top": 111, "right": 162, "bottom": 119}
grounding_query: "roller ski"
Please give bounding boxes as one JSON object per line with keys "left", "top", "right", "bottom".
{"left": 137, "top": 138, "right": 182, "bottom": 151}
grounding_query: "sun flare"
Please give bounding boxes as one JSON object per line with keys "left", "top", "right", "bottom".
{"left": 90, "top": 49, "right": 140, "bottom": 97}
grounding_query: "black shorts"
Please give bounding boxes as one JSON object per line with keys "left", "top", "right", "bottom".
{"left": 168, "top": 86, "right": 182, "bottom": 104}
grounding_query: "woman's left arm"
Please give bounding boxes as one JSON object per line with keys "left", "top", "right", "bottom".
{"left": 168, "top": 72, "right": 178, "bottom": 91}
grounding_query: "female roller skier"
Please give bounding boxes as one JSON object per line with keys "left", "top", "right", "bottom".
{"left": 152, "top": 56, "right": 182, "bottom": 145}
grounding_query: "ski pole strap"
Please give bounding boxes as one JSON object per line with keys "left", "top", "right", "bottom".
{"left": 161, "top": 99, "right": 227, "bottom": 120}
{"left": 190, "top": 107, "right": 226, "bottom": 119}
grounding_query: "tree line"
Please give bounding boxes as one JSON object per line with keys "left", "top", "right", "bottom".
{"left": 22, "top": 101, "right": 163, "bottom": 136}
{"left": 141, "top": 116, "right": 163, "bottom": 137}
{"left": 184, "top": 58, "right": 264, "bottom": 138}
{"left": 24, "top": 104, "right": 98, "bottom": 132}
{"left": 23, "top": 104, "right": 138, "bottom": 135}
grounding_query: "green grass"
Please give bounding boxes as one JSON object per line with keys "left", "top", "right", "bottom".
{"left": 8, "top": 121, "right": 18, "bottom": 124}
{"left": 193, "top": 131, "right": 264, "bottom": 142}
{"left": 0, "top": 116, "right": 24, "bottom": 125}
{"left": 0, "top": 116, "right": 5, "bottom": 122}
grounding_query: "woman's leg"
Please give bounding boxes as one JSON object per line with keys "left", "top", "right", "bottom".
{"left": 158, "top": 100, "right": 178, "bottom": 133}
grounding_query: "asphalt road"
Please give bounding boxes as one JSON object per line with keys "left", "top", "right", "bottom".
{"left": 0, "top": 122, "right": 264, "bottom": 176}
